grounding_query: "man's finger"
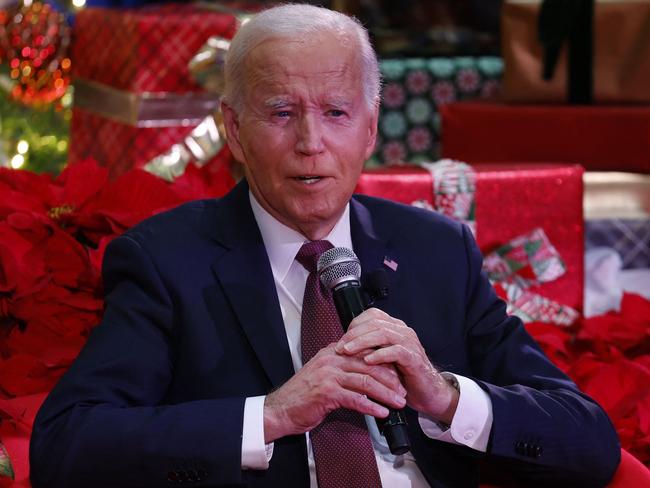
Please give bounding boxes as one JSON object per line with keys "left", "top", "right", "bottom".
{"left": 337, "top": 327, "right": 405, "bottom": 355}
{"left": 338, "top": 372, "right": 406, "bottom": 409}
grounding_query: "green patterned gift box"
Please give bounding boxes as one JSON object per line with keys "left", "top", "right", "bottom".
{"left": 371, "top": 56, "right": 503, "bottom": 166}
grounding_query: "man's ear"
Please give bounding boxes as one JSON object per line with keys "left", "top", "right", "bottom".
{"left": 221, "top": 100, "right": 246, "bottom": 163}
{"left": 363, "top": 104, "right": 380, "bottom": 161}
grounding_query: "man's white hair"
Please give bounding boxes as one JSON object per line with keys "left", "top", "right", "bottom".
{"left": 223, "top": 3, "right": 381, "bottom": 113}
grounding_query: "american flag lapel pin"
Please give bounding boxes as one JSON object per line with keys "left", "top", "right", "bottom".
{"left": 383, "top": 256, "right": 398, "bottom": 272}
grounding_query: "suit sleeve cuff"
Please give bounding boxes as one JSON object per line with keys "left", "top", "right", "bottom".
{"left": 241, "top": 396, "right": 274, "bottom": 470}
{"left": 418, "top": 373, "right": 493, "bottom": 452}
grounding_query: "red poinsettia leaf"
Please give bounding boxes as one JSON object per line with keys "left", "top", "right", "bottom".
{"left": 41, "top": 228, "right": 95, "bottom": 289}
{"left": 0, "top": 221, "right": 45, "bottom": 270}
{"left": 0, "top": 183, "right": 47, "bottom": 218}
{"left": 569, "top": 351, "right": 650, "bottom": 416}
{"left": 172, "top": 149, "right": 235, "bottom": 201}
{"left": 0, "top": 399, "right": 25, "bottom": 424}
{"left": 0, "top": 168, "right": 59, "bottom": 209}
{"left": 637, "top": 393, "right": 650, "bottom": 437}
{"left": 88, "top": 235, "right": 116, "bottom": 280}
{"left": 0, "top": 354, "right": 65, "bottom": 397}
{"left": 5, "top": 322, "right": 86, "bottom": 368}
{"left": 55, "top": 159, "right": 109, "bottom": 211}
{"left": 88, "top": 169, "right": 183, "bottom": 230}
{"left": 578, "top": 294, "right": 650, "bottom": 353}
{"left": 16, "top": 288, "right": 102, "bottom": 339}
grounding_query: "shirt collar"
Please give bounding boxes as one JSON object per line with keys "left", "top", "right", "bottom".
{"left": 249, "top": 191, "right": 353, "bottom": 283}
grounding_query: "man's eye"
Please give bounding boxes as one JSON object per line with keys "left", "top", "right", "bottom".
{"left": 328, "top": 109, "right": 346, "bottom": 117}
{"left": 274, "top": 111, "right": 291, "bottom": 118}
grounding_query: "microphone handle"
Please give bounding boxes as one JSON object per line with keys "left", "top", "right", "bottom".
{"left": 331, "top": 281, "right": 411, "bottom": 455}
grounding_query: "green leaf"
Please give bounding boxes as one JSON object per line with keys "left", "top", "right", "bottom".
{"left": 0, "top": 442, "right": 15, "bottom": 480}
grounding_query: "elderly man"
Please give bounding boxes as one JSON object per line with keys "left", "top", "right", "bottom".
{"left": 30, "top": 4, "right": 619, "bottom": 488}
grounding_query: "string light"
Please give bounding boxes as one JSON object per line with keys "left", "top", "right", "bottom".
{"left": 10, "top": 154, "right": 25, "bottom": 169}
{"left": 16, "top": 140, "right": 29, "bottom": 154}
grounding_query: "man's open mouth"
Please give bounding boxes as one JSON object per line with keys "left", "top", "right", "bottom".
{"left": 295, "top": 176, "right": 323, "bottom": 184}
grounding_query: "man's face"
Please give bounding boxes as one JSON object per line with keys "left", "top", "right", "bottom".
{"left": 223, "top": 33, "right": 378, "bottom": 239}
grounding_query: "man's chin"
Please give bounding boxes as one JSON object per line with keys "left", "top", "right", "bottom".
{"left": 287, "top": 208, "right": 344, "bottom": 240}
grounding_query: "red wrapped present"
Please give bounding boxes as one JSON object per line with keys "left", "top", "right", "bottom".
{"left": 69, "top": 4, "right": 245, "bottom": 178}
{"left": 439, "top": 102, "right": 650, "bottom": 174}
{"left": 356, "top": 163, "right": 584, "bottom": 316}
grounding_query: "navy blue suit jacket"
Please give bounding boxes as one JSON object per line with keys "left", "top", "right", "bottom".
{"left": 30, "top": 181, "right": 620, "bottom": 487}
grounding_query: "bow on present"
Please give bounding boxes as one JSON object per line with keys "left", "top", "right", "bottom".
{"left": 483, "top": 228, "right": 579, "bottom": 326}
{"left": 416, "top": 160, "right": 579, "bottom": 326}
{"left": 141, "top": 33, "right": 234, "bottom": 181}
{"left": 143, "top": 4, "right": 256, "bottom": 180}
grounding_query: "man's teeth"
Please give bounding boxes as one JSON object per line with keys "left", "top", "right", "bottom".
{"left": 297, "top": 176, "right": 322, "bottom": 184}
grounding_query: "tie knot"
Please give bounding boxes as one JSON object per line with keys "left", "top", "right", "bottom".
{"left": 296, "top": 240, "right": 333, "bottom": 273}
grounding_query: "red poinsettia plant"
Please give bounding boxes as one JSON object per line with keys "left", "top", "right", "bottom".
{"left": 0, "top": 155, "right": 234, "bottom": 485}
{"left": 0, "top": 155, "right": 648, "bottom": 486}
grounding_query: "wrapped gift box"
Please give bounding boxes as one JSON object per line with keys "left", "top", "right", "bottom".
{"left": 69, "top": 4, "right": 241, "bottom": 177}
{"left": 373, "top": 57, "right": 503, "bottom": 165}
{"left": 356, "top": 163, "right": 584, "bottom": 314}
{"left": 586, "top": 219, "right": 650, "bottom": 270}
{"left": 584, "top": 171, "right": 650, "bottom": 270}
{"left": 440, "top": 102, "right": 650, "bottom": 173}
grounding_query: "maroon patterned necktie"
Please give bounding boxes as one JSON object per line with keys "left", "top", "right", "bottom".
{"left": 296, "top": 240, "right": 383, "bottom": 488}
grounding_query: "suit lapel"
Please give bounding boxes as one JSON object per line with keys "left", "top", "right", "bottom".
{"left": 204, "top": 181, "right": 295, "bottom": 388}
{"left": 203, "top": 190, "right": 398, "bottom": 389}
{"left": 350, "top": 198, "right": 400, "bottom": 318}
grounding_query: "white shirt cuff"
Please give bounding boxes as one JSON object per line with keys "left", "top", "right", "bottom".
{"left": 418, "top": 373, "right": 493, "bottom": 452}
{"left": 241, "top": 395, "right": 274, "bottom": 470}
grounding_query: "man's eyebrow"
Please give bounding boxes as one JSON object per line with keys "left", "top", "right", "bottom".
{"left": 324, "top": 98, "right": 353, "bottom": 108}
{"left": 264, "top": 96, "right": 293, "bottom": 109}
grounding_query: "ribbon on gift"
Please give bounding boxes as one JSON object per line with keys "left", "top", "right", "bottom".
{"left": 411, "top": 160, "right": 578, "bottom": 326}
{"left": 417, "top": 159, "right": 477, "bottom": 236}
{"left": 73, "top": 34, "right": 234, "bottom": 181}
{"left": 484, "top": 228, "right": 580, "bottom": 326}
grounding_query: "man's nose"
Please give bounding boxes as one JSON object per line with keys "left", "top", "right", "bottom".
{"left": 294, "top": 113, "right": 325, "bottom": 156}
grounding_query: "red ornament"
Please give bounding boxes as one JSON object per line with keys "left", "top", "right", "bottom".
{"left": 0, "top": 1, "right": 71, "bottom": 106}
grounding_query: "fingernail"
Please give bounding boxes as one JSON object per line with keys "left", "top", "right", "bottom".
{"left": 335, "top": 340, "right": 345, "bottom": 352}
{"left": 343, "top": 341, "right": 354, "bottom": 352}
{"left": 395, "top": 395, "right": 406, "bottom": 406}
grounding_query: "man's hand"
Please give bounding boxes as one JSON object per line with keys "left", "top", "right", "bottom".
{"left": 263, "top": 344, "right": 407, "bottom": 443}
{"left": 335, "top": 308, "right": 459, "bottom": 425}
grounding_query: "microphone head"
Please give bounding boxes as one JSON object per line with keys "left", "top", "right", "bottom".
{"left": 317, "top": 247, "right": 361, "bottom": 290}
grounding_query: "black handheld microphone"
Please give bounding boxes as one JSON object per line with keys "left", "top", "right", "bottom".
{"left": 317, "top": 247, "right": 410, "bottom": 455}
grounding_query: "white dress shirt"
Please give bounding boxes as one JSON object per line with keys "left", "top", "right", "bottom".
{"left": 240, "top": 192, "right": 493, "bottom": 487}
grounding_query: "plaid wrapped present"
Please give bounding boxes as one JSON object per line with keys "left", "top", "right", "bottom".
{"left": 68, "top": 3, "right": 248, "bottom": 178}
{"left": 585, "top": 219, "right": 650, "bottom": 270}
{"left": 372, "top": 56, "right": 503, "bottom": 166}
